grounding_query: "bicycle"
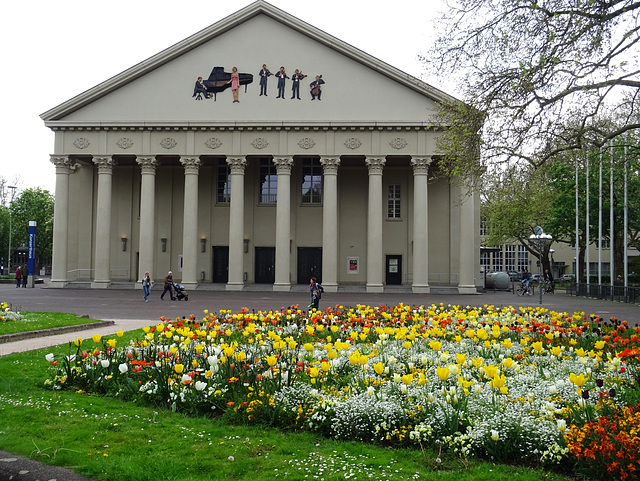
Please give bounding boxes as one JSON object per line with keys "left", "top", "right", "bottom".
{"left": 515, "top": 281, "right": 534, "bottom": 296}
{"left": 540, "top": 279, "right": 555, "bottom": 295}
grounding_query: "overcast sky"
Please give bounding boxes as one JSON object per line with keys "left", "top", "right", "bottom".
{"left": 0, "top": 0, "right": 451, "bottom": 194}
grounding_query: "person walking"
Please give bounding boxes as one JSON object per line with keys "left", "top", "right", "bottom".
{"left": 15, "top": 266, "right": 22, "bottom": 288}
{"left": 309, "top": 277, "right": 324, "bottom": 311}
{"left": 141, "top": 271, "right": 152, "bottom": 302}
{"left": 161, "top": 271, "right": 175, "bottom": 300}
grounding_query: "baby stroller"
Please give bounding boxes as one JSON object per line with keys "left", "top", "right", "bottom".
{"left": 173, "top": 283, "right": 189, "bottom": 301}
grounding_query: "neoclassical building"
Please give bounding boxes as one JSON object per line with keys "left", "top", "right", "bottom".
{"left": 41, "top": 1, "right": 480, "bottom": 293}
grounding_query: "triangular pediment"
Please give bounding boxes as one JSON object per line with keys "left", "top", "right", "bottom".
{"left": 41, "top": 1, "right": 457, "bottom": 127}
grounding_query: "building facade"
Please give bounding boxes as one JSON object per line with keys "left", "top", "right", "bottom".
{"left": 41, "top": 1, "right": 480, "bottom": 293}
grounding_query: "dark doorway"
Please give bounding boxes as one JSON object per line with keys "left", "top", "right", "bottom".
{"left": 212, "top": 246, "right": 229, "bottom": 283}
{"left": 255, "top": 247, "right": 275, "bottom": 284}
{"left": 297, "top": 247, "right": 322, "bottom": 284}
{"left": 386, "top": 255, "right": 402, "bottom": 285}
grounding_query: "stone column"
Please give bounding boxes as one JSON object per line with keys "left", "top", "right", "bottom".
{"left": 458, "top": 187, "right": 477, "bottom": 293}
{"left": 91, "top": 156, "right": 114, "bottom": 288}
{"left": 49, "top": 155, "right": 71, "bottom": 288}
{"left": 180, "top": 156, "right": 201, "bottom": 289}
{"left": 273, "top": 156, "right": 294, "bottom": 292}
{"left": 365, "top": 156, "right": 386, "bottom": 293}
{"left": 136, "top": 156, "right": 157, "bottom": 286}
{"left": 411, "top": 157, "right": 432, "bottom": 293}
{"left": 320, "top": 156, "right": 340, "bottom": 292}
{"left": 226, "top": 156, "right": 246, "bottom": 291}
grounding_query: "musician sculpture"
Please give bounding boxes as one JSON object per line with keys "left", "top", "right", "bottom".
{"left": 196, "top": 67, "right": 254, "bottom": 101}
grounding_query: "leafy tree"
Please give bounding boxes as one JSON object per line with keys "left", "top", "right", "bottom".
{"left": 9, "top": 188, "right": 54, "bottom": 269}
{"left": 427, "top": 0, "right": 640, "bottom": 177}
{"left": 482, "top": 166, "right": 555, "bottom": 271}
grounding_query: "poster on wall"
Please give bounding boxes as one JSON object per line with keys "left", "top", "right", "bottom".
{"left": 347, "top": 257, "right": 359, "bottom": 275}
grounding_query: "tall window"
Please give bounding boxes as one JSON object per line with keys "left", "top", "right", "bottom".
{"left": 480, "top": 217, "right": 488, "bottom": 236}
{"left": 259, "top": 158, "right": 277, "bottom": 204}
{"left": 492, "top": 247, "right": 503, "bottom": 272}
{"left": 217, "top": 161, "right": 231, "bottom": 204}
{"left": 301, "top": 158, "right": 322, "bottom": 204}
{"left": 480, "top": 251, "right": 491, "bottom": 272}
{"left": 505, "top": 245, "right": 516, "bottom": 272}
{"left": 517, "top": 245, "right": 529, "bottom": 271}
{"left": 387, "top": 184, "right": 401, "bottom": 218}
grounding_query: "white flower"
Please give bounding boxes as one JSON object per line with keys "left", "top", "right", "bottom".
{"left": 228, "top": 456, "right": 235, "bottom": 461}
{"left": 491, "top": 430, "right": 499, "bottom": 441}
{"left": 557, "top": 420, "right": 567, "bottom": 432}
{"left": 207, "top": 355, "right": 218, "bottom": 366}
{"left": 100, "top": 359, "right": 110, "bottom": 368}
{"left": 118, "top": 363, "right": 128, "bottom": 373}
{"left": 45, "top": 353, "right": 55, "bottom": 363}
{"left": 195, "top": 381, "right": 207, "bottom": 391}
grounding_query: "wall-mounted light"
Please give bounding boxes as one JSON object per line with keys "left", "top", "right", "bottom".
{"left": 200, "top": 238, "right": 207, "bottom": 253}
{"left": 161, "top": 237, "right": 167, "bottom": 252}
{"left": 243, "top": 238, "right": 249, "bottom": 253}
{"left": 121, "top": 236, "right": 128, "bottom": 252}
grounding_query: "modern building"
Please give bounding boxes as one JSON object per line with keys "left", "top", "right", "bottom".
{"left": 40, "top": 1, "right": 480, "bottom": 293}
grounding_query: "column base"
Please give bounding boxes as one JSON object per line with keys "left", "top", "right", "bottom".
{"left": 366, "top": 284, "right": 384, "bottom": 293}
{"left": 226, "top": 282, "right": 244, "bottom": 291}
{"left": 91, "top": 280, "right": 111, "bottom": 289}
{"left": 181, "top": 282, "right": 198, "bottom": 291}
{"left": 321, "top": 283, "right": 338, "bottom": 293}
{"left": 457, "top": 285, "right": 478, "bottom": 294}
{"left": 47, "top": 279, "right": 68, "bottom": 288}
{"left": 412, "top": 285, "right": 431, "bottom": 294}
{"left": 273, "top": 283, "right": 291, "bottom": 292}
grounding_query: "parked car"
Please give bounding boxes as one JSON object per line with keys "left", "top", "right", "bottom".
{"left": 531, "top": 273, "right": 543, "bottom": 282}
{"left": 560, "top": 274, "right": 574, "bottom": 282}
{"left": 507, "top": 271, "right": 521, "bottom": 281}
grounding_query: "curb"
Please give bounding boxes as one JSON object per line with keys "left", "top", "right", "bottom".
{"left": 0, "top": 321, "right": 116, "bottom": 344}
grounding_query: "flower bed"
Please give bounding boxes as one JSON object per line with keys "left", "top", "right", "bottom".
{"left": 0, "top": 302, "right": 23, "bottom": 322}
{"left": 45, "top": 304, "right": 640, "bottom": 479}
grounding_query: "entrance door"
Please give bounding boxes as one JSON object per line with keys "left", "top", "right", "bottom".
{"left": 212, "top": 246, "right": 229, "bottom": 283}
{"left": 255, "top": 247, "right": 275, "bottom": 284}
{"left": 386, "top": 255, "right": 402, "bottom": 285}
{"left": 297, "top": 247, "right": 322, "bottom": 284}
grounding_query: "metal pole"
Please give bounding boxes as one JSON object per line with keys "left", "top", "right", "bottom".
{"left": 7, "top": 185, "right": 16, "bottom": 273}
{"left": 586, "top": 151, "right": 590, "bottom": 287}
{"left": 575, "top": 159, "right": 580, "bottom": 285}
{"left": 610, "top": 140, "right": 614, "bottom": 293}
{"left": 598, "top": 147, "right": 602, "bottom": 286}
{"left": 624, "top": 139, "right": 628, "bottom": 288}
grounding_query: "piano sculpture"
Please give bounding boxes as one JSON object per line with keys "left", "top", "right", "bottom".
{"left": 202, "top": 66, "right": 254, "bottom": 100}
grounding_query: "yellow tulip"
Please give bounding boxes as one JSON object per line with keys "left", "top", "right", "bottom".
{"left": 309, "top": 367, "right": 320, "bottom": 378}
{"left": 174, "top": 364, "right": 184, "bottom": 374}
{"left": 491, "top": 374, "right": 506, "bottom": 389}
{"left": 429, "top": 340, "right": 442, "bottom": 352}
{"left": 91, "top": 334, "right": 101, "bottom": 343}
{"left": 321, "top": 360, "right": 330, "bottom": 372}
{"left": 403, "top": 341, "right": 412, "bottom": 349}
{"left": 455, "top": 353, "right": 466, "bottom": 365}
{"left": 402, "top": 374, "right": 413, "bottom": 386}
{"left": 502, "top": 358, "right": 514, "bottom": 369}
{"left": 107, "top": 338, "right": 117, "bottom": 348}
{"left": 483, "top": 364, "right": 497, "bottom": 379}
{"left": 575, "top": 348, "right": 587, "bottom": 357}
{"left": 569, "top": 372, "right": 587, "bottom": 388}
{"left": 374, "top": 362, "right": 385, "bottom": 376}
{"left": 436, "top": 366, "right": 450, "bottom": 381}
{"left": 594, "top": 340, "right": 606, "bottom": 350}
{"left": 266, "top": 355, "right": 277, "bottom": 367}
{"left": 74, "top": 337, "right": 83, "bottom": 347}
{"left": 116, "top": 330, "right": 124, "bottom": 338}
{"left": 532, "top": 341, "right": 544, "bottom": 352}
{"left": 551, "top": 346, "right": 562, "bottom": 356}
{"left": 234, "top": 351, "right": 246, "bottom": 362}
{"left": 501, "top": 339, "right": 512, "bottom": 349}
{"left": 303, "top": 343, "right": 314, "bottom": 352}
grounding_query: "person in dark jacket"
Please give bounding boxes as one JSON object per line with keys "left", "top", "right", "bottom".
{"left": 309, "top": 277, "right": 324, "bottom": 311}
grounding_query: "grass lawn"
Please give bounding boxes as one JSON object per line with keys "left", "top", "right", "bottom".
{"left": 0, "top": 312, "right": 103, "bottom": 337}
{"left": 0, "top": 326, "right": 574, "bottom": 481}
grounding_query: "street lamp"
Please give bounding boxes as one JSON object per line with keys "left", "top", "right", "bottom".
{"left": 7, "top": 185, "right": 17, "bottom": 273}
{"left": 529, "top": 226, "right": 553, "bottom": 306}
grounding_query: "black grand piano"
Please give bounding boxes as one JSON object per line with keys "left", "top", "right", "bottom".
{"left": 203, "top": 66, "right": 253, "bottom": 100}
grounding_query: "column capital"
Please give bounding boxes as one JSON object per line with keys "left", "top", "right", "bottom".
{"left": 226, "top": 156, "right": 247, "bottom": 174}
{"left": 273, "top": 156, "right": 294, "bottom": 174}
{"left": 93, "top": 156, "right": 114, "bottom": 174}
{"left": 136, "top": 156, "right": 158, "bottom": 174}
{"left": 365, "top": 156, "right": 386, "bottom": 174}
{"left": 180, "top": 156, "right": 201, "bottom": 174}
{"left": 50, "top": 155, "right": 71, "bottom": 173}
{"left": 410, "top": 156, "right": 433, "bottom": 175}
{"left": 320, "top": 156, "right": 341, "bottom": 174}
